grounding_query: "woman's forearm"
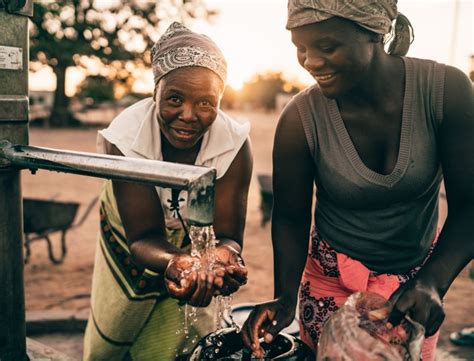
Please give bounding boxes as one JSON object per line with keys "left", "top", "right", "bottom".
{"left": 129, "top": 237, "right": 186, "bottom": 274}
{"left": 272, "top": 216, "right": 310, "bottom": 304}
{"left": 216, "top": 237, "right": 242, "bottom": 254}
{"left": 415, "top": 208, "right": 474, "bottom": 297}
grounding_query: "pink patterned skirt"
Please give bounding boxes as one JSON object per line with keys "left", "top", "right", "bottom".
{"left": 299, "top": 228, "right": 439, "bottom": 361}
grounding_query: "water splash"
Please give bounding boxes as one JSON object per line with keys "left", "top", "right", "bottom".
{"left": 215, "top": 294, "right": 239, "bottom": 332}
{"left": 189, "top": 225, "right": 217, "bottom": 270}
{"left": 223, "top": 295, "right": 239, "bottom": 332}
{"left": 180, "top": 225, "right": 239, "bottom": 336}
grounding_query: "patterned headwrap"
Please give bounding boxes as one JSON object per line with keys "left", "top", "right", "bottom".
{"left": 286, "top": 0, "right": 413, "bottom": 56}
{"left": 151, "top": 22, "right": 227, "bottom": 86}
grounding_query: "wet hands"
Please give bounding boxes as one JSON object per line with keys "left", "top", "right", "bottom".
{"left": 214, "top": 244, "right": 248, "bottom": 296}
{"left": 241, "top": 297, "right": 296, "bottom": 358}
{"left": 164, "top": 245, "right": 248, "bottom": 307}
{"left": 165, "top": 253, "right": 226, "bottom": 307}
{"left": 387, "top": 279, "right": 444, "bottom": 337}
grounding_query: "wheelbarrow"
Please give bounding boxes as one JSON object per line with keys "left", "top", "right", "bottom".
{"left": 23, "top": 196, "right": 99, "bottom": 264}
{"left": 257, "top": 174, "right": 273, "bottom": 227}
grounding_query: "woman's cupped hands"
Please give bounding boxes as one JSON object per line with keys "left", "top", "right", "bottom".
{"left": 164, "top": 244, "right": 248, "bottom": 307}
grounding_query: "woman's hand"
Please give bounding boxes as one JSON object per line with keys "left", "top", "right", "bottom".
{"left": 165, "top": 253, "right": 225, "bottom": 307}
{"left": 214, "top": 244, "right": 248, "bottom": 296}
{"left": 241, "top": 297, "right": 296, "bottom": 358}
{"left": 388, "top": 279, "right": 445, "bottom": 337}
{"left": 164, "top": 253, "right": 198, "bottom": 299}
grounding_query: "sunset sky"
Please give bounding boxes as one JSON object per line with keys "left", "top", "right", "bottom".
{"left": 30, "top": 0, "right": 473, "bottom": 95}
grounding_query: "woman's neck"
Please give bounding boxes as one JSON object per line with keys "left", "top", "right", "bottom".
{"left": 340, "top": 51, "right": 404, "bottom": 109}
{"left": 161, "top": 133, "right": 202, "bottom": 165}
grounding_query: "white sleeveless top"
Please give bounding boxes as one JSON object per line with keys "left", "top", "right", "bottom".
{"left": 97, "top": 97, "right": 250, "bottom": 230}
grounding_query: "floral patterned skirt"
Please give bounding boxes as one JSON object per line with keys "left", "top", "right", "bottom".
{"left": 299, "top": 228, "right": 439, "bottom": 361}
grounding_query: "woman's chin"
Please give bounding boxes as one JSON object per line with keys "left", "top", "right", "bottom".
{"left": 169, "top": 138, "right": 201, "bottom": 150}
{"left": 318, "top": 83, "right": 351, "bottom": 99}
{"left": 319, "top": 87, "right": 339, "bottom": 99}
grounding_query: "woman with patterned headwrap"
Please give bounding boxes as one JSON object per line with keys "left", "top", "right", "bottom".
{"left": 241, "top": 1, "right": 473, "bottom": 360}
{"left": 83, "top": 22, "right": 252, "bottom": 361}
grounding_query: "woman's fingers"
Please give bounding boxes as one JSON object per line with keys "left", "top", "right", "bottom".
{"left": 241, "top": 308, "right": 268, "bottom": 358}
{"left": 165, "top": 280, "right": 181, "bottom": 296}
{"left": 387, "top": 281, "right": 445, "bottom": 337}
{"left": 202, "top": 272, "right": 216, "bottom": 306}
{"left": 425, "top": 305, "right": 445, "bottom": 337}
{"left": 387, "top": 306, "right": 406, "bottom": 328}
{"left": 226, "top": 265, "right": 248, "bottom": 284}
{"left": 262, "top": 313, "right": 287, "bottom": 344}
{"left": 187, "top": 271, "right": 216, "bottom": 307}
{"left": 187, "top": 271, "right": 206, "bottom": 306}
{"left": 410, "top": 301, "right": 444, "bottom": 337}
{"left": 221, "top": 273, "right": 242, "bottom": 295}
{"left": 166, "top": 271, "right": 197, "bottom": 299}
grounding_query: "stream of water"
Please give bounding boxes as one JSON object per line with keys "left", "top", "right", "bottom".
{"left": 175, "top": 225, "right": 238, "bottom": 355}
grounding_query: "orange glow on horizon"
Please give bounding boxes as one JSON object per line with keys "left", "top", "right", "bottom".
{"left": 29, "top": 1, "right": 473, "bottom": 96}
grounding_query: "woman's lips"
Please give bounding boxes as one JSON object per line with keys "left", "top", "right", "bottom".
{"left": 313, "top": 73, "right": 337, "bottom": 86}
{"left": 171, "top": 127, "right": 198, "bottom": 141}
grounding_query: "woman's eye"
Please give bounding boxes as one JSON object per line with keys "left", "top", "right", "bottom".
{"left": 320, "top": 45, "right": 336, "bottom": 53}
{"left": 168, "top": 96, "right": 182, "bottom": 105}
{"left": 199, "top": 100, "right": 214, "bottom": 108}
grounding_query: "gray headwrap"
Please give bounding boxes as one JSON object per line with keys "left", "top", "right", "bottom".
{"left": 151, "top": 22, "right": 227, "bottom": 86}
{"left": 286, "top": 0, "right": 413, "bottom": 56}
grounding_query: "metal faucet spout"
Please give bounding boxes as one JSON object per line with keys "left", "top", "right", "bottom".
{"left": 0, "top": 141, "right": 217, "bottom": 226}
{"left": 187, "top": 169, "right": 216, "bottom": 226}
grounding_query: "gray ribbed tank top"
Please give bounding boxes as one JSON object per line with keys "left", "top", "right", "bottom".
{"left": 294, "top": 57, "right": 446, "bottom": 273}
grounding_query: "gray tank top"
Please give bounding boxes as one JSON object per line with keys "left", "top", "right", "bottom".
{"left": 294, "top": 57, "right": 446, "bottom": 273}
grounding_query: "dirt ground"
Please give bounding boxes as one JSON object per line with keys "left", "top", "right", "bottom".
{"left": 23, "top": 110, "right": 473, "bottom": 360}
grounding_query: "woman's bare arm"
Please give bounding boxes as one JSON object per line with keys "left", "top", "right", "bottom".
{"left": 389, "top": 66, "right": 474, "bottom": 336}
{"left": 104, "top": 139, "right": 185, "bottom": 274}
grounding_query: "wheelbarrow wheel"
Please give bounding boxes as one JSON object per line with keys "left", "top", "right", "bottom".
{"left": 44, "top": 232, "right": 67, "bottom": 264}
{"left": 24, "top": 237, "right": 32, "bottom": 264}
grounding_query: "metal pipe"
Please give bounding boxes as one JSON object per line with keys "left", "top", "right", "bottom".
{"left": 0, "top": 5, "right": 30, "bottom": 360}
{"left": 0, "top": 168, "right": 27, "bottom": 361}
{"left": 0, "top": 141, "right": 216, "bottom": 225}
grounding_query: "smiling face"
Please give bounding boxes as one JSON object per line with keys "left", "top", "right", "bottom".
{"left": 156, "top": 67, "right": 224, "bottom": 150}
{"left": 291, "top": 17, "right": 377, "bottom": 98}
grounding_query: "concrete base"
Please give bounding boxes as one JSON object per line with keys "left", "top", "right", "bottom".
{"left": 27, "top": 338, "right": 78, "bottom": 361}
{"left": 26, "top": 309, "right": 88, "bottom": 335}
{"left": 25, "top": 310, "right": 88, "bottom": 360}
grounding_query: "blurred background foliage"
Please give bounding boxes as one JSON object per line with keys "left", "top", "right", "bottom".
{"left": 29, "top": 0, "right": 216, "bottom": 126}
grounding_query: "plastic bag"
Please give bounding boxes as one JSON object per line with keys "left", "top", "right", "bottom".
{"left": 317, "top": 292, "right": 425, "bottom": 361}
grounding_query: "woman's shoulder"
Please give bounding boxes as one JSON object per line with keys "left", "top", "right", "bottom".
{"left": 97, "top": 97, "right": 156, "bottom": 156}
{"left": 199, "top": 110, "right": 251, "bottom": 178}
{"left": 279, "top": 84, "right": 323, "bottom": 122}
{"left": 292, "top": 83, "right": 321, "bottom": 101}
{"left": 402, "top": 56, "right": 446, "bottom": 77}
{"left": 111, "top": 97, "right": 155, "bottom": 125}
{"left": 285, "top": 84, "right": 325, "bottom": 114}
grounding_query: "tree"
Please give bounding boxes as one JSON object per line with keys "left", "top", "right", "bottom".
{"left": 29, "top": 0, "right": 216, "bottom": 127}
{"left": 221, "top": 85, "right": 238, "bottom": 110}
{"left": 240, "top": 72, "right": 303, "bottom": 111}
{"left": 77, "top": 75, "right": 114, "bottom": 103}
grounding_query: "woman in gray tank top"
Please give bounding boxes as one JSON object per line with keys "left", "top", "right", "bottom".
{"left": 241, "top": 1, "right": 473, "bottom": 360}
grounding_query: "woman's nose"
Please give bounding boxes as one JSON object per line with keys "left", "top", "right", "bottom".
{"left": 178, "top": 103, "right": 197, "bottom": 122}
{"left": 304, "top": 52, "right": 325, "bottom": 72}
